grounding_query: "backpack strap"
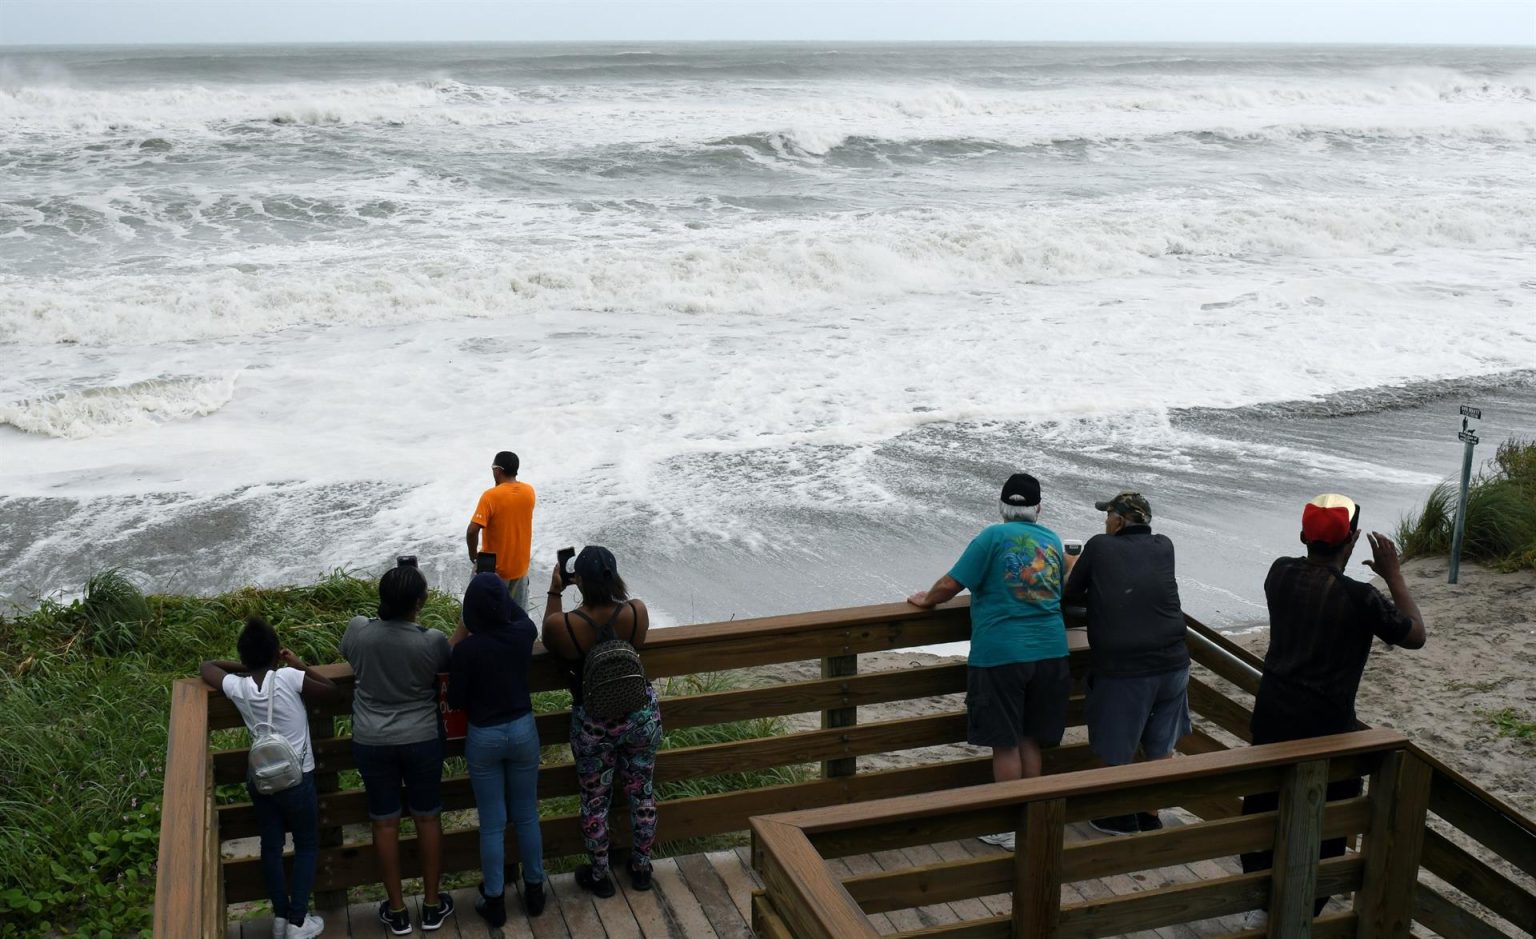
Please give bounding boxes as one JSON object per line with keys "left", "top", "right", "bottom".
{"left": 570, "top": 603, "right": 633, "bottom": 644}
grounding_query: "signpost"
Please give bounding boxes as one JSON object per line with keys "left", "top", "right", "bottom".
{"left": 1448, "top": 405, "right": 1482, "bottom": 584}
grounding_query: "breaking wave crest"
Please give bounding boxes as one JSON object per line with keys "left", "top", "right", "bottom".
{"left": 0, "top": 375, "right": 238, "bottom": 438}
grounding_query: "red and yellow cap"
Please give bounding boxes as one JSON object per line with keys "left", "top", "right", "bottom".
{"left": 1301, "top": 494, "right": 1359, "bottom": 547}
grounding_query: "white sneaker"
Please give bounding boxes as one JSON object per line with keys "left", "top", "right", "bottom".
{"left": 1241, "top": 909, "right": 1267, "bottom": 932}
{"left": 978, "top": 832, "right": 1016, "bottom": 850}
{"left": 288, "top": 915, "right": 324, "bottom": 939}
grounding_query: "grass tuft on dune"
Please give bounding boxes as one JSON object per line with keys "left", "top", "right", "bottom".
{"left": 1398, "top": 437, "right": 1536, "bottom": 572}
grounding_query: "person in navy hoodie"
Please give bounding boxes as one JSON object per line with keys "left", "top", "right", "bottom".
{"left": 448, "top": 571, "right": 546, "bottom": 926}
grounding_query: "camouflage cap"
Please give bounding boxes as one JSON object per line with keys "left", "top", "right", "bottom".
{"left": 1094, "top": 491, "right": 1152, "bottom": 524}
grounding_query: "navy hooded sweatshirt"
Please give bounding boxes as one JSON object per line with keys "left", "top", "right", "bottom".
{"left": 447, "top": 572, "right": 537, "bottom": 727}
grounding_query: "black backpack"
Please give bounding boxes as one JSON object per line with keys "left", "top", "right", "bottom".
{"left": 570, "top": 602, "right": 650, "bottom": 720}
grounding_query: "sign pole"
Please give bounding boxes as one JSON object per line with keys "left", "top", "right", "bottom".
{"left": 1449, "top": 405, "right": 1482, "bottom": 585}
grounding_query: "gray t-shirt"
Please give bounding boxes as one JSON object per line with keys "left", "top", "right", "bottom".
{"left": 341, "top": 615, "right": 452, "bottom": 746}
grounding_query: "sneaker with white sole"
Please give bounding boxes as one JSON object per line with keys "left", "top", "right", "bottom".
{"left": 287, "top": 915, "right": 324, "bottom": 939}
{"left": 378, "top": 901, "right": 411, "bottom": 936}
{"left": 977, "top": 832, "right": 1016, "bottom": 850}
{"left": 1241, "top": 909, "right": 1268, "bottom": 931}
{"left": 420, "top": 891, "right": 455, "bottom": 931}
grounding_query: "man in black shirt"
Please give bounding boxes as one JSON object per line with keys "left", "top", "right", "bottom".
{"left": 1063, "top": 491, "right": 1190, "bottom": 836}
{"left": 1239, "top": 493, "right": 1426, "bottom": 924}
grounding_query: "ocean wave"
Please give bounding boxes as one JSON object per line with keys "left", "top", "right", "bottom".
{"left": 2, "top": 70, "right": 1532, "bottom": 135}
{"left": 2, "top": 193, "right": 1531, "bottom": 346}
{"left": 0, "top": 374, "right": 238, "bottom": 438}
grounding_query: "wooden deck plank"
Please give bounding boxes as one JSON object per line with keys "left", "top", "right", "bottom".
{"left": 344, "top": 899, "right": 384, "bottom": 938}
{"left": 933, "top": 840, "right": 1012, "bottom": 919}
{"left": 306, "top": 901, "right": 351, "bottom": 939}
{"left": 524, "top": 876, "right": 575, "bottom": 939}
{"left": 545, "top": 869, "right": 612, "bottom": 939}
{"left": 648, "top": 857, "right": 721, "bottom": 939}
{"left": 706, "top": 848, "right": 761, "bottom": 924}
{"left": 575, "top": 871, "right": 644, "bottom": 939}
{"left": 676, "top": 853, "right": 754, "bottom": 939}
{"left": 828, "top": 854, "right": 899, "bottom": 934}
{"left": 872, "top": 847, "right": 960, "bottom": 931}
{"left": 620, "top": 861, "right": 689, "bottom": 939}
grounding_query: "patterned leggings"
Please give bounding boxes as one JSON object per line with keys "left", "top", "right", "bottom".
{"left": 571, "top": 688, "right": 662, "bottom": 877}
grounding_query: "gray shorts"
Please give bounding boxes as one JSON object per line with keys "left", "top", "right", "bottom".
{"left": 1085, "top": 666, "right": 1192, "bottom": 765}
{"left": 965, "top": 658, "right": 1071, "bottom": 750}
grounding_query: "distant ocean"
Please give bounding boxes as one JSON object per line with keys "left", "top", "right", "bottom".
{"left": 2, "top": 43, "right": 1534, "bottom": 627}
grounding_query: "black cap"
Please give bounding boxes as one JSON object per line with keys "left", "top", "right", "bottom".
{"left": 574, "top": 545, "right": 618, "bottom": 581}
{"left": 1001, "top": 473, "right": 1041, "bottom": 507}
{"left": 493, "top": 451, "right": 519, "bottom": 476}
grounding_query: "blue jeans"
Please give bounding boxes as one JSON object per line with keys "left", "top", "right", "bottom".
{"left": 465, "top": 713, "right": 545, "bottom": 894}
{"left": 246, "top": 771, "right": 319, "bottom": 925}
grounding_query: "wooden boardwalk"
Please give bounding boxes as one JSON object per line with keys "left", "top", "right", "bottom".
{"left": 225, "top": 817, "right": 1270, "bottom": 939}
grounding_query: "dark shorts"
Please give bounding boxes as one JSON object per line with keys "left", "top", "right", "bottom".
{"left": 1085, "top": 666, "right": 1192, "bottom": 765}
{"left": 352, "top": 736, "right": 446, "bottom": 821}
{"left": 965, "top": 658, "right": 1071, "bottom": 749}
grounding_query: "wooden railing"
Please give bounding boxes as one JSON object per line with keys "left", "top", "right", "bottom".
{"left": 153, "top": 601, "right": 1536, "bottom": 937}
{"left": 751, "top": 729, "right": 1422, "bottom": 939}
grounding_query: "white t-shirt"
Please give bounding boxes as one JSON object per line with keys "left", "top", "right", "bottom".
{"left": 222, "top": 667, "right": 316, "bottom": 774}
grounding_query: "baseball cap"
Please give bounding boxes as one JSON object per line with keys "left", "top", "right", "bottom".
{"left": 1301, "top": 494, "right": 1359, "bottom": 547}
{"left": 1001, "top": 473, "right": 1042, "bottom": 507}
{"left": 573, "top": 545, "right": 618, "bottom": 581}
{"left": 493, "top": 451, "right": 519, "bottom": 475}
{"left": 1095, "top": 492, "right": 1152, "bottom": 524}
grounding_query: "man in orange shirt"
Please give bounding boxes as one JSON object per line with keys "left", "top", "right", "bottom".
{"left": 466, "top": 451, "right": 536, "bottom": 609}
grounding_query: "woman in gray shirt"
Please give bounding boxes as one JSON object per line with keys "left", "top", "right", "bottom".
{"left": 341, "top": 564, "right": 455, "bottom": 934}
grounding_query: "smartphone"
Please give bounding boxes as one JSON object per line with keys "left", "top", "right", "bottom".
{"left": 396, "top": 555, "right": 418, "bottom": 568}
{"left": 1062, "top": 539, "right": 1084, "bottom": 557}
{"left": 476, "top": 552, "right": 498, "bottom": 574}
{"left": 556, "top": 546, "right": 576, "bottom": 587}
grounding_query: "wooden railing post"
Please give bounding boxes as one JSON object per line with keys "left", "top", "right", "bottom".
{"left": 155, "top": 679, "right": 215, "bottom": 938}
{"left": 1267, "top": 758, "right": 1329, "bottom": 935}
{"left": 821, "top": 650, "right": 857, "bottom": 778}
{"left": 1354, "top": 749, "right": 1433, "bottom": 939}
{"left": 1012, "top": 798, "right": 1065, "bottom": 938}
{"left": 310, "top": 709, "right": 346, "bottom": 909}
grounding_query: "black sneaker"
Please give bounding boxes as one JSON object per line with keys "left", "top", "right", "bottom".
{"left": 575, "top": 864, "right": 617, "bottom": 899}
{"left": 628, "top": 864, "right": 653, "bottom": 892}
{"left": 523, "top": 879, "right": 546, "bottom": 917}
{"left": 421, "top": 892, "right": 455, "bottom": 931}
{"left": 1137, "top": 811, "right": 1165, "bottom": 832}
{"left": 377, "top": 901, "right": 411, "bottom": 936}
{"left": 474, "top": 883, "right": 507, "bottom": 927}
{"left": 1089, "top": 814, "right": 1139, "bottom": 836}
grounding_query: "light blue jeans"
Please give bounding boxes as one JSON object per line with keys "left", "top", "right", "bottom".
{"left": 465, "top": 712, "right": 545, "bottom": 895}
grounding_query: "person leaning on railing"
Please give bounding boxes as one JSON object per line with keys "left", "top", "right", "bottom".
{"left": 1239, "top": 494, "right": 1427, "bottom": 930}
{"left": 447, "top": 571, "right": 547, "bottom": 927}
{"left": 341, "top": 564, "right": 456, "bottom": 934}
{"left": 542, "top": 546, "right": 662, "bottom": 899}
{"left": 200, "top": 617, "right": 339, "bottom": 939}
{"left": 907, "top": 472, "right": 1071, "bottom": 853}
{"left": 1062, "top": 491, "right": 1191, "bottom": 838}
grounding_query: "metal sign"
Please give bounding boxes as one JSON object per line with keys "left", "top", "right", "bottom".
{"left": 1460, "top": 405, "right": 1482, "bottom": 420}
{"left": 1458, "top": 430, "right": 1480, "bottom": 444}
{"left": 1449, "top": 405, "right": 1485, "bottom": 584}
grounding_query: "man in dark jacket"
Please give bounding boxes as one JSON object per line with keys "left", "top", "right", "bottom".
{"left": 1062, "top": 491, "right": 1189, "bottom": 835}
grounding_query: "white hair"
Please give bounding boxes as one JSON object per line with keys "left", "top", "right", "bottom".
{"left": 999, "top": 500, "right": 1039, "bottom": 523}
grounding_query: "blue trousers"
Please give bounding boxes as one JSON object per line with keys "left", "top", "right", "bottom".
{"left": 247, "top": 771, "right": 319, "bottom": 925}
{"left": 465, "top": 713, "right": 545, "bottom": 895}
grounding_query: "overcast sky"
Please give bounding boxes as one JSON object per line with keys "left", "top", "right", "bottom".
{"left": 2, "top": 0, "right": 1533, "bottom": 46}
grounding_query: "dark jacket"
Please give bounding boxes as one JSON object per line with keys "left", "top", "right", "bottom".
{"left": 448, "top": 573, "right": 537, "bottom": 728}
{"left": 1062, "top": 524, "right": 1188, "bottom": 678}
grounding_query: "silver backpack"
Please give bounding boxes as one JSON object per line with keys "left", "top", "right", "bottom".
{"left": 247, "top": 673, "right": 306, "bottom": 795}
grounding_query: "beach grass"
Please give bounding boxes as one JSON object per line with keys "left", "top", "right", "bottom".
{"left": 0, "top": 572, "right": 801, "bottom": 937}
{"left": 1397, "top": 437, "right": 1536, "bottom": 572}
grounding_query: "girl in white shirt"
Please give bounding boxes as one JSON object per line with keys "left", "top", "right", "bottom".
{"left": 201, "top": 618, "right": 338, "bottom": 939}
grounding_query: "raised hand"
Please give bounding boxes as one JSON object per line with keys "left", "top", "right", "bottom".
{"left": 1362, "top": 532, "right": 1401, "bottom": 580}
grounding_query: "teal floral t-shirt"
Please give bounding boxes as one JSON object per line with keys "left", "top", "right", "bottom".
{"left": 947, "top": 520, "right": 1068, "bottom": 666}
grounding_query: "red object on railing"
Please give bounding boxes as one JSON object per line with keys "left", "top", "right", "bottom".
{"left": 438, "top": 672, "right": 467, "bottom": 740}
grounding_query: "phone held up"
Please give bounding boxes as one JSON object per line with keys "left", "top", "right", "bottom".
{"left": 556, "top": 546, "right": 576, "bottom": 587}
{"left": 397, "top": 555, "right": 418, "bottom": 568}
{"left": 476, "top": 552, "right": 498, "bottom": 574}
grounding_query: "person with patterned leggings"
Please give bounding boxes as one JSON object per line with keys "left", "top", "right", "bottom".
{"left": 541, "top": 546, "right": 662, "bottom": 898}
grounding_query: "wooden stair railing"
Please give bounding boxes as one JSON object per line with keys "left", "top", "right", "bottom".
{"left": 154, "top": 601, "right": 1535, "bottom": 937}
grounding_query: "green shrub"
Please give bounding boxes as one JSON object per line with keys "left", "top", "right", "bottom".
{"left": 1398, "top": 438, "right": 1536, "bottom": 571}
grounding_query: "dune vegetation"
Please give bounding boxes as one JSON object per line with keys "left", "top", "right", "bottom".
{"left": 1397, "top": 438, "right": 1536, "bottom": 572}
{"left": 0, "top": 572, "right": 800, "bottom": 937}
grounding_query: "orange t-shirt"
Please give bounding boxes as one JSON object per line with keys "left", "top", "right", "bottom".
{"left": 470, "top": 481, "right": 535, "bottom": 580}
